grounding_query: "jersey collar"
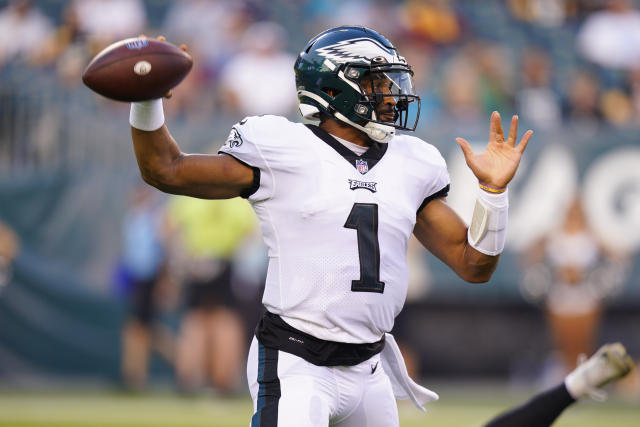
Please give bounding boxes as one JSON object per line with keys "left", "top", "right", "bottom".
{"left": 305, "top": 124, "right": 388, "bottom": 173}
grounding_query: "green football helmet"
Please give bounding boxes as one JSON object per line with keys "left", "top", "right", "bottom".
{"left": 295, "top": 26, "right": 420, "bottom": 143}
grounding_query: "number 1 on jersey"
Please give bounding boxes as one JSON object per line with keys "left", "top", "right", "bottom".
{"left": 344, "top": 203, "right": 385, "bottom": 293}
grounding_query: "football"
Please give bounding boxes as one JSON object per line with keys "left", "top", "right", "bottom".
{"left": 82, "top": 37, "right": 193, "bottom": 102}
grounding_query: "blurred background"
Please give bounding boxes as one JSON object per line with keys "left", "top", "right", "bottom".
{"left": 0, "top": 0, "right": 639, "bottom": 426}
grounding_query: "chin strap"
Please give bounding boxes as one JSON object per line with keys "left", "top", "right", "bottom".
{"left": 297, "top": 90, "right": 394, "bottom": 143}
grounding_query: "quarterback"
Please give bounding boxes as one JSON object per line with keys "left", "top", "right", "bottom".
{"left": 126, "top": 26, "right": 631, "bottom": 427}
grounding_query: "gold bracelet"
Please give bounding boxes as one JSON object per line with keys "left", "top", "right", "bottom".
{"left": 478, "top": 182, "right": 507, "bottom": 194}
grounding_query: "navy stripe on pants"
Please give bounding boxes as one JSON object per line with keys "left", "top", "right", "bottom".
{"left": 251, "top": 343, "right": 281, "bottom": 427}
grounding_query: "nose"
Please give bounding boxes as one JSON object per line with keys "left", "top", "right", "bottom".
{"left": 384, "top": 93, "right": 396, "bottom": 106}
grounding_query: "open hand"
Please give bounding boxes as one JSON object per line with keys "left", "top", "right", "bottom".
{"left": 456, "top": 111, "right": 533, "bottom": 189}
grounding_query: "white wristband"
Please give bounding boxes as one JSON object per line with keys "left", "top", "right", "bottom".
{"left": 467, "top": 188, "right": 509, "bottom": 256}
{"left": 129, "top": 99, "right": 164, "bottom": 131}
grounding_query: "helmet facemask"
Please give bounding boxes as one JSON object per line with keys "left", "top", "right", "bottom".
{"left": 343, "top": 58, "right": 420, "bottom": 135}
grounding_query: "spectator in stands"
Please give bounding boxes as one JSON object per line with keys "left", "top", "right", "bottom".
{"left": 35, "top": 4, "right": 86, "bottom": 67}
{"left": 167, "top": 195, "right": 258, "bottom": 394}
{"left": 520, "top": 196, "right": 628, "bottom": 385}
{"left": 469, "top": 41, "right": 516, "bottom": 115}
{"left": 306, "top": 0, "right": 396, "bottom": 39}
{"left": 0, "top": 219, "right": 19, "bottom": 291}
{"left": 0, "top": 0, "right": 53, "bottom": 67}
{"left": 163, "top": 0, "right": 256, "bottom": 79}
{"left": 70, "top": 0, "right": 146, "bottom": 49}
{"left": 516, "top": 46, "right": 562, "bottom": 130}
{"left": 628, "top": 66, "right": 640, "bottom": 124}
{"left": 576, "top": 0, "right": 640, "bottom": 71}
{"left": 438, "top": 49, "right": 485, "bottom": 125}
{"left": 508, "top": 0, "right": 578, "bottom": 27}
{"left": 562, "top": 68, "right": 603, "bottom": 132}
{"left": 116, "top": 183, "right": 174, "bottom": 391}
{"left": 398, "top": 0, "right": 463, "bottom": 46}
{"left": 600, "top": 87, "right": 634, "bottom": 125}
{"left": 162, "top": 0, "right": 258, "bottom": 119}
{"left": 219, "top": 21, "right": 297, "bottom": 117}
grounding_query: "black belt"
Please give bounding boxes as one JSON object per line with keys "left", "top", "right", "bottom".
{"left": 255, "top": 311, "right": 385, "bottom": 367}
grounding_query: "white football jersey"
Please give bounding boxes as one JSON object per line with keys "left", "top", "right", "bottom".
{"left": 219, "top": 115, "right": 450, "bottom": 344}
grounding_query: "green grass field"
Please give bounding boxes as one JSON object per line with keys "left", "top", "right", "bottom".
{"left": 0, "top": 385, "right": 637, "bottom": 427}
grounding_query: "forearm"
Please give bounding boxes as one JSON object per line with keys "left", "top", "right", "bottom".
{"left": 419, "top": 217, "right": 499, "bottom": 283}
{"left": 459, "top": 241, "right": 500, "bottom": 282}
{"left": 414, "top": 194, "right": 506, "bottom": 283}
{"left": 129, "top": 100, "right": 254, "bottom": 198}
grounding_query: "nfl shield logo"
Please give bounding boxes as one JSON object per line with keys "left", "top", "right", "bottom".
{"left": 356, "top": 159, "right": 369, "bottom": 175}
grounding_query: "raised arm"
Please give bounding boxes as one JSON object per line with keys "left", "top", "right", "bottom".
{"left": 414, "top": 111, "right": 533, "bottom": 283}
{"left": 130, "top": 105, "right": 255, "bottom": 199}
{"left": 414, "top": 197, "right": 498, "bottom": 283}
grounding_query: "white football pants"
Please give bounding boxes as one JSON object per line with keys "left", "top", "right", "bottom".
{"left": 247, "top": 336, "right": 399, "bottom": 427}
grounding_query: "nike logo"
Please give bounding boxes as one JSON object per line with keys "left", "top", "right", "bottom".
{"left": 371, "top": 361, "right": 379, "bottom": 374}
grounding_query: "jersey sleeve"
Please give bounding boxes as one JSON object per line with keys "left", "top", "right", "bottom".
{"left": 415, "top": 141, "right": 451, "bottom": 213}
{"left": 218, "top": 116, "right": 276, "bottom": 202}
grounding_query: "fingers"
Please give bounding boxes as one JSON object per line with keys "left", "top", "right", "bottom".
{"left": 489, "top": 111, "right": 504, "bottom": 143}
{"left": 516, "top": 129, "right": 534, "bottom": 153}
{"left": 507, "top": 115, "right": 518, "bottom": 146}
{"left": 456, "top": 137, "right": 474, "bottom": 159}
{"left": 139, "top": 35, "right": 186, "bottom": 52}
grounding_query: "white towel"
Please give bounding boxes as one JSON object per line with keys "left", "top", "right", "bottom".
{"left": 380, "top": 333, "right": 439, "bottom": 411}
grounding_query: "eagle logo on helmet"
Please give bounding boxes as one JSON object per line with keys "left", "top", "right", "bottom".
{"left": 315, "top": 38, "right": 403, "bottom": 64}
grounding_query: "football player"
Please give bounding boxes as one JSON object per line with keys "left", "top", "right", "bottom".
{"left": 484, "top": 342, "right": 634, "bottom": 427}
{"left": 129, "top": 26, "right": 532, "bottom": 426}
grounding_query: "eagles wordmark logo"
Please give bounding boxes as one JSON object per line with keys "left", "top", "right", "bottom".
{"left": 348, "top": 179, "right": 377, "bottom": 193}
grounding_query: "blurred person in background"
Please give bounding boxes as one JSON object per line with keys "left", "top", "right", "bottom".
{"left": 115, "top": 182, "right": 174, "bottom": 391}
{"left": 33, "top": 4, "right": 84, "bottom": 66}
{"left": 70, "top": 0, "right": 146, "bottom": 50}
{"left": 576, "top": 0, "right": 640, "bottom": 71}
{"left": 439, "top": 50, "right": 485, "bottom": 125}
{"left": 627, "top": 65, "right": 640, "bottom": 122}
{"left": 0, "top": 219, "right": 19, "bottom": 292}
{"left": 469, "top": 41, "right": 516, "bottom": 116}
{"left": 516, "top": 46, "right": 562, "bottom": 130}
{"left": 162, "top": 0, "right": 259, "bottom": 119}
{"left": 561, "top": 68, "right": 603, "bottom": 133}
{"left": 520, "top": 196, "right": 629, "bottom": 386}
{"left": 398, "top": 0, "right": 462, "bottom": 46}
{"left": 163, "top": 0, "right": 258, "bottom": 78}
{"left": 507, "top": 0, "right": 578, "bottom": 27}
{"left": 219, "top": 21, "right": 297, "bottom": 117}
{"left": 599, "top": 86, "right": 635, "bottom": 125}
{"left": 0, "top": 0, "right": 53, "bottom": 68}
{"left": 166, "top": 195, "right": 257, "bottom": 395}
